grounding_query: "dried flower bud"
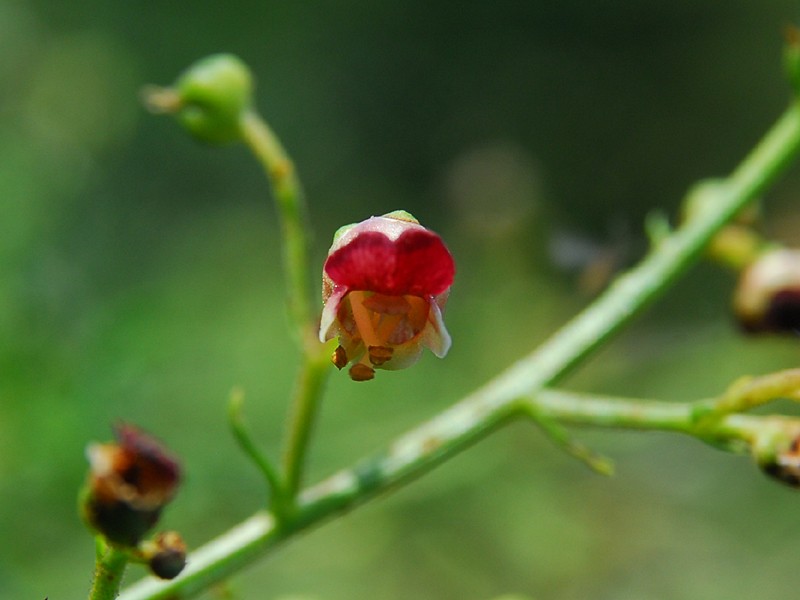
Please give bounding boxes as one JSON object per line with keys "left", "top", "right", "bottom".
{"left": 141, "top": 531, "right": 187, "bottom": 580}
{"left": 761, "top": 436, "right": 800, "bottom": 488}
{"left": 82, "top": 423, "right": 181, "bottom": 546}
{"left": 733, "top": 248, "right": 800, "bottom": 334}
{"left": 319, "top": 210, "right": 455, "bottom": 380}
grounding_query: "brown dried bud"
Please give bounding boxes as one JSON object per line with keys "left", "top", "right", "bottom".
{"left": 762, "top": 437, "right": 800, "bottom": 488}
{"left": 733, "top": 249, "right": 800, "bottom": 334}
{"left": 83, "top": 423, "right": 181, "bottom": 546}
{"left": 143, "top": 531, "right": 187, "bottom": 580}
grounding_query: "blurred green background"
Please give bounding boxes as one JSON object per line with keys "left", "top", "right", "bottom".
{"left": 4, "top": 1, "right": 800, "bottom": 598}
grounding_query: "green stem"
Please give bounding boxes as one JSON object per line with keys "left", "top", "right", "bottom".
{"left": 280, "top": 347, "right": 332, "bottom": 500}
{"left": 89, "top": 545, "right": 130, "bottom": 600}
{"left": 525, "top": 389, "right": 800, "bottom": 455}
{"left": 228, "top": 389, "right": 289, "bottom": 514}
{"left": 239, "top": 109, "right": 313, "bottom": 344}
{"left": 120, "top": 102, "right": 800, "bottom": 600}
{"left": 238, "top": 109, "right": 330, "bottom": 502}
{"left": 482, "top": 105, "right": 800, "bottom": 397}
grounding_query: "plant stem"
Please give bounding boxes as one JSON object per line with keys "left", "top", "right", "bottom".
{"left": 239, "top": 109, "right": 313, "bottom": 344}
{"left": 280, "top": 346, "right": 332, "bottom": 500}
{"left": 120, "top": 102, "right": 800, "bottom": 600}
{"left": 89, "top": 545, "right": 129, "bottom": 600}
{"left": 238, "top": 109, "right": 330, "bottom": 503}
{"left": 228, "top": 389, "right": 289, "bottom": 513}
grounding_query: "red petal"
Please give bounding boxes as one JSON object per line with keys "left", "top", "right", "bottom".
{"left": 324, "top": 229, "right": 454, "bottom": 296}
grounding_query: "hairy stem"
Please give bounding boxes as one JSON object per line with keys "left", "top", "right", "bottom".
{"left": 89, "top": 545, "right": 129, "bottom": 600}
{"left": 121, "top": 102, "right": 800, "bottom": 599}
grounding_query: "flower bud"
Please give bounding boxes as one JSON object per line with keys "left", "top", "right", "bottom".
{"left": 319, "top": 211, "right": 455, "bottom": 380}
{"left": 144, "top": 54, "right": 253, "bottom": 143}
{"left": 175, "top": 53, "right": 253, "bottom": 143}
{"left": 785, "top": 25, "right": 800, "bottom": 95}
{"left": 733, "top": 248, "right": 800, "bottom": 334}
{"left": 82, "top": 423, "right": 181, "bottom": 546}
{"left": 141, "top": 531, "right": 187, "bottom": 580}
{"left": 761, "top": 436, "right": 800, "bottom": 488}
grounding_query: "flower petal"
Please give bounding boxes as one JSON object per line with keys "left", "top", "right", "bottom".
{"left": 324, "top": 229, "right": 455, "bottom": 297}
{"left": 422, "top": 298, "right": 452, "bottom": 358}
{"left": 319, "top": 287, "right": 347, "bottom": 342}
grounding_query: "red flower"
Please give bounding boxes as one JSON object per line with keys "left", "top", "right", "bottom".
{"left": 319, "top": 211, "right": 455, "bottom": 381}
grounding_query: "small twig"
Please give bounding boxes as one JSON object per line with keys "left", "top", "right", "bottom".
{"left": 227, "top": 389, "right": 288, "bottom": 516}
{"left": 518, "top": 402, "right": 615, "bottom": 475}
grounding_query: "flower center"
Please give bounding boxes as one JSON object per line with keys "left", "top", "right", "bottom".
{"left": 348, "top": 291, "right": 428, "bottom": 347}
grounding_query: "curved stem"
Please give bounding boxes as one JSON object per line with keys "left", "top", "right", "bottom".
{"left": 121, "top": 102, "right": 800, "bottom": 600}
{"left": 238, "top": 109, "right": 330, "bottom": 503}
{"left": 89, "top": 545, "right": 129, "bottom": 600}
{"left": 239, "top": 109, "right": 313, "bottom": 344}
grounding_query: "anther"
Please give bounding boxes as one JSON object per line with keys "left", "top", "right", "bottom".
{"left": 349, "top": 363, "right": 375, "bottom": 382}
{"left": 331, "top": 345, "right": 348, "bottom": 370}
{"left": 368, "top": 345, "right": 394, "bottom": 366}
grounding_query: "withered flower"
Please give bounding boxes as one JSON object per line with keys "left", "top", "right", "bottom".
{"left": 83, "top": 423, "right": 181, "bottom": 546}
{"left": 761, "top": 436, "right": 800, "bottom": 488}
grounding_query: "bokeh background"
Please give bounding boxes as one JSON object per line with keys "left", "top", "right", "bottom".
{"left": 4, "top": 1, "right": 800, "bottom": 598}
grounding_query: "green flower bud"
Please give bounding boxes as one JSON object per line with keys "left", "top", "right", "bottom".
{"left": 784, "top": 25, "right": 800, "bottom": 95}
{"left": 167, "top": 54, "right": 253, "bottom": 144}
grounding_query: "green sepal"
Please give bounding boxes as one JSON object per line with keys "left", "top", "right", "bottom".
{"left": 382, "top": 209, "right": 419, "bottom": 224}
{"left": 331, "top": 222, "right": 357, "bottom": 244}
